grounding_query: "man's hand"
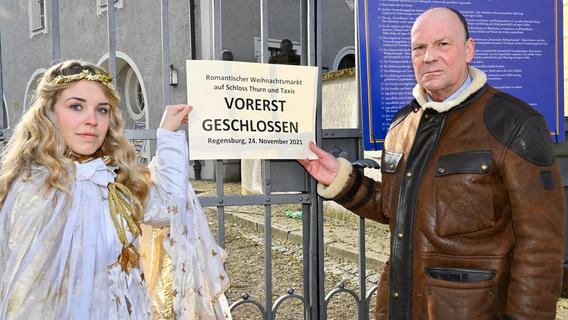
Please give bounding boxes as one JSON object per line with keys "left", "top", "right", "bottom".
{"left": 298, "top": 142, "right": 341, "bottom": 186}
{"left": 159, "top": 104, "right": 193, "bottom": 132}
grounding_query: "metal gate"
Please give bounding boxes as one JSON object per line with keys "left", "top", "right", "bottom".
{"left": 0, "top": 0, "right": 378, "bottom": 319}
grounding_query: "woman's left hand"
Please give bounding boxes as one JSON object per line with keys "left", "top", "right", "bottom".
{"left": 159, "top": 104, "right": 193, "bottom": 132}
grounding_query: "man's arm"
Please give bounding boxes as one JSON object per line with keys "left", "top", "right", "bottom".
{"left": 305, "top": 155, "right": 387, "bottom": 223}
{"left": 502, "top": 115, "right": 565, "bottom": 319}
{"left": 299, "top": 143, "right": 387, "bottom": 223}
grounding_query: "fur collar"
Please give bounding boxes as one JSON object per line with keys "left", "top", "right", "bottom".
{"left": 412, "top": 66, "right": 487, "bottom": 113}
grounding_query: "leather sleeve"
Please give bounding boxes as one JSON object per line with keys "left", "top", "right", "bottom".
{"left": 331, "top": 168, "right": 388, "bottom": 224}
{"left": 321, "top": 104, "right": 414, "bottom": 224}
{"left": 502, "top": 116, "right": 565, "bottom": 319}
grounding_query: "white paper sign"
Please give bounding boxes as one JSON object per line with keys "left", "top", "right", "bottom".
{"left": 186, "top": 60, "right": 318, "bottom": 160}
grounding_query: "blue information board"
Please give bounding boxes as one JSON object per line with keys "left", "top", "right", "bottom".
{"left": 357, "top": 1, "right": 564, "bottom": 150}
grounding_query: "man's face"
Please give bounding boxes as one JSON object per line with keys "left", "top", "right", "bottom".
{"left": 410, "top": 9, "right": 474, "bottom": 101}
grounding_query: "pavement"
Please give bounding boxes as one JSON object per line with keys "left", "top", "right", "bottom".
{"left": 223, "top": 205, "right": 390, "bottom": 269}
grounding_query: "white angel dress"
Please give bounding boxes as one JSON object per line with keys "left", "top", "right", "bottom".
{"left": 0, "top": 129, "right": 231, "bottom": 319}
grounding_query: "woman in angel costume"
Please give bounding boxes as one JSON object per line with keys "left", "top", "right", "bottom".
{"left": 0, "top": 60, "right": 231, "bottom": 319}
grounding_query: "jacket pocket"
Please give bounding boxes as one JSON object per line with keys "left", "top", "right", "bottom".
{"left": 424, "top": 267, "right": 498, "bottom": 320}
{"left": 434, "top": 150, "right": 496, "bottom": 237}
{"left": 380, "top": 151, "right": 403, "bottom": 218}
{"left": 425, "top": 267, "right": 495, "bottom": 283}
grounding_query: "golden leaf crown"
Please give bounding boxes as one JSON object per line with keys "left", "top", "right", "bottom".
{"left": 51, "top": 69, "right": 115, "bottom": 90}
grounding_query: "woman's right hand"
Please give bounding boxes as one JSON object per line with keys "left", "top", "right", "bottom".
{"left": 298, "top": 142, "right": 340, "bottom": 186}
{"left": 159, "top": 104, "right": 193, "bottom": 132}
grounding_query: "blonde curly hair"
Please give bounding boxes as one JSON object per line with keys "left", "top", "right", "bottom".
{"left": 0, "top": 60, "right": 150, "bottom": 205}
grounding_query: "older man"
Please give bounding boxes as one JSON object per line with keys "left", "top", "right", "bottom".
{"left": 300, "top": 7, "right": 565, "bottom": 319}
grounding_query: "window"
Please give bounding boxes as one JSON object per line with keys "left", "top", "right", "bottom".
{"left": 29, "top": 0, "right": 47, "bottom": 37}
{"left": 332, "top": 46, "right": 356, "bottom": 71}
{"left": 338, "top": 54, "right": 355, "bottom": 70}
{"left": 135, "top": 83, "right": 145, "bottom": 114}
{"left": 123, "top": 68, "right": 146, "bottom": 122}
{"left": 97, "top": 0, "right": 124, "bottom": 16}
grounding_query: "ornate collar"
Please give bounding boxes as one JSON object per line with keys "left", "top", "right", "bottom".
{"left": 65, "top": 148, "right": 112, "bottom": 165}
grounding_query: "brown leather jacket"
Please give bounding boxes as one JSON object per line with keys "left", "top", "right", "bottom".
{"left": 319, "top": 67, "right": 565, "bottom": 319}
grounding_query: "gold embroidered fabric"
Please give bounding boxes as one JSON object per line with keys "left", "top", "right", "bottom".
{"left": 108, "top": 182, "right": 144, "bottom": 273}
{"left": 140, "top": 225, "right": 174, "bottom": 319}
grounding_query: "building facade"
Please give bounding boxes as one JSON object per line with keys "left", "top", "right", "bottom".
{"left": 0, "top": 0, "right": 355, "bottom": 178}
{"left": 0, "top": 0, "right": 355, "bottom": 129}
